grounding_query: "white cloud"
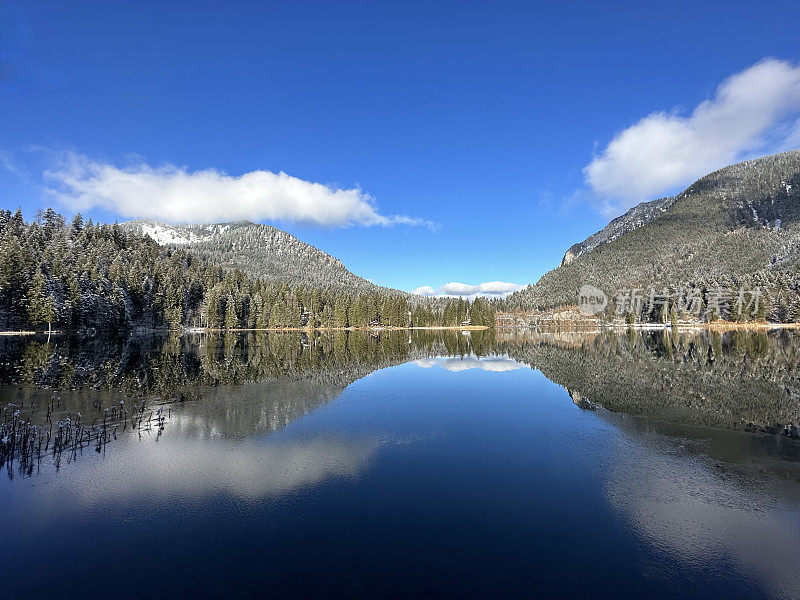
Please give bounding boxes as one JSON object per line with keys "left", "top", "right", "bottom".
{"left": 43, "top": 152, "right": 431, "bottom": 228}
{"left": 584, "top": 58, "right": 800, "bottom": 215}
{"left": 412, "top": 285, "right": 437, "bottom": 296}
{"left": 412, "top": 280, "right": 524, "bottom": 300}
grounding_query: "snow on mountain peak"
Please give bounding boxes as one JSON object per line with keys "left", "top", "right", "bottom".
{"left": 138, "top": 223, "right": 197, "bottom": 245}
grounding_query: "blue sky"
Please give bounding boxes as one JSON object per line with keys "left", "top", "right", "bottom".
{"left": 2, "top": 1, "right": 800, "bottom": 295}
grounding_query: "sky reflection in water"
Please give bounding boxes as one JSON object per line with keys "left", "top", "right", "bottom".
{"left": 1, "top": 331, "right": 799, "bottom": 599}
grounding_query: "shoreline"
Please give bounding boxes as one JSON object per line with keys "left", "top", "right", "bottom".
{"left": 496, "top": 307, "right": 800, "bottom": 332}
{"left": 0, "top": 325, "right": 491, "bottom": 337}
{"left": 497, "top": 321, "right": 800, "bottom": 332}
{"left": 6, "top": 321, "right": 800, "bottom": 336}
{"left": 192, "top": 325, "right": 491, "bottom": 333}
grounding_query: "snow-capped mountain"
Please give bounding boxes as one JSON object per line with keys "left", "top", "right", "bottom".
{"left": 122, "top": 220, "right": 399, "bottom": 294}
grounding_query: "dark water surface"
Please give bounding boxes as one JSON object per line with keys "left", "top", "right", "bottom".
{"left": 1, "top": 330, "right": 800, "bottom": 599}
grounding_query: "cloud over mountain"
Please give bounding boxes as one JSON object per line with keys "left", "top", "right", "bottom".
{"left": 44, "top": 152, "right": 430, "bottom": 228}
{"left": 585, "top": 58, "right": 800, "bottom": 215}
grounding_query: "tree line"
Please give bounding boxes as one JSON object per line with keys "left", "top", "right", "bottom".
{"left": 0, "top": 209, "right": 496, "bottom": 332}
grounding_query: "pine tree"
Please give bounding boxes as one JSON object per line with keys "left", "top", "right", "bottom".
{"left": 249, "top": 294, "right": 263, "bottom": 328}
{"left": 349, "top": 296, "right": 368, "bottom": 327}
{"left": 205, "top": 288, "right": 219, "bottom": 327}
{"left": 271, "top": 299, "right": 287, "bottom": 328}
{"left": 70, "top": 213, "right": 84, "bottom": 236}
{"left": 333, "top": 295, "right": 350, "bottom": 327}
{"left": 27, "top": 270, "right": 57, "bottom": 333}
{"left": 224, "top": 293, "right": 239, "bottom": 328}
{"left": 321, "top": 301, "right": 334, "bottom": 327}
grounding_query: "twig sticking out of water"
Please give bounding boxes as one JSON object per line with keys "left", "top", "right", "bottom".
{"left": 1, "top": 394, "right": 172, "bottom": 478}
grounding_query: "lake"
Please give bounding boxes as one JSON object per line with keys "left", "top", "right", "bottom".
{"left": 1, "top": 329, "right": 800, "bottom": 599}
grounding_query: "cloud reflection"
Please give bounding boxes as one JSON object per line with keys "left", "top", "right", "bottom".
{"left": 413, "top": 355, "right": 527, "bottom": 373}
{"left": 34, "top": 436, "right": 382, "bottom": 507}
{"left": 604, "top": 424, "right": 800, "bottom": 599}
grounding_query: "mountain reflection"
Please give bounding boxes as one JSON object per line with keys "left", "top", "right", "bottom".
{"left": 0, "top": 330, "right": 495, "bottom": 439}
{"left": 4, "top": 328, "right": 800, "bottom": 438}
{"left": 3, "top": 328, "right": 800, "bottom": 481}
{"left": 0, "top": 329, "right": 493, "bottom": 398}
{"left": 497, "top": 329, "right": 800, "bottom": 437}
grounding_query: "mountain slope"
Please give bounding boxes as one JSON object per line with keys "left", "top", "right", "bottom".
{"left": 507, "top": 149, "right": 800, "bottom": 317}
{"left": 560, "top": 194, "right": 677, "bottom": 266}
{"left": 122, "top": 220, "right": 399, "bottom": 294}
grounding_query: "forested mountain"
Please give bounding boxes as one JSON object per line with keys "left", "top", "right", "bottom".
{"left": 0, "top": 210, "right": 495, "bottom": 332}
{"left": 122, "top": 220, "right": 395, "bottom": 295}
{"left": 505, "top": 149, "right": 800, "bottom": 322}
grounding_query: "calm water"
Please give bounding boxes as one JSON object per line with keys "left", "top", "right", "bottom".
{"left": 2, "top": 330, "right": 800, "bottom": 599}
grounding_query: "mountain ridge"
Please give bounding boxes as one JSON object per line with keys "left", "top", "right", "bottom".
{"left": 122, "top": 219, "right": 403, "bottom": 295}
{"left": 507, "top": 148, "right": 800, "bottom": 320}
{"left": 563, "top": 149, "right": 800, "bottom": 265}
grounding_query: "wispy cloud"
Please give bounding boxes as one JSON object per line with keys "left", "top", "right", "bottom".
{"left": 0, "top": 150, "right": 25, "bottom": 178}
{"left": 412, "top": 281, "right": 523, "bottom": 300}
{"left": 584, "top": 58, "right": 800, "bottom": 216}
{"left": 43, "top": 151, "right": 433, "bottom": 228}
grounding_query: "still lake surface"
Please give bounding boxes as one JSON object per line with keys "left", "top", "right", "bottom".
{"left": 2, "top": 329, "right": 800, "bottom": 599}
